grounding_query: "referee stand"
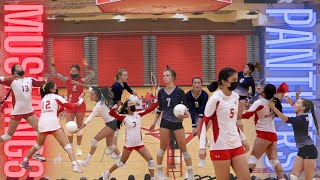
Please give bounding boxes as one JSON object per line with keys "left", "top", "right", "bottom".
{"left": 166, "top": 130, "right": 183, "bottom": 179}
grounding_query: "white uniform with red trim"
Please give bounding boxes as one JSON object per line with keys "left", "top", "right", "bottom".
{"left": 109, "top": 102, "right": 159, "bottom": 148}
{"left": 200, "top": 90, "right": 246, "bottom": 150}
{"left": 5, "top": 77, "right": 43, "bottom": 115}
{"left": 38, "top": 94, "right": 81, "bottom": 133}
{"left": 242, "top": 98, "right": 276, "bottom": 133}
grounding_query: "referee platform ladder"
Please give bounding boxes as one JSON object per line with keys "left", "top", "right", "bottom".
{"left": 166, "top": 130, "right": 183, "bottom": 178}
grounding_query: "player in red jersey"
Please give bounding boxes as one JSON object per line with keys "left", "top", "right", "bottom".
{"left": 199, "top": 67, "right": 250, "bottom": 180}
{"left": 51, "top": 58, "right": 95, "bottom": 156}
{"left": 19, "top": 81, "right": 84, "bottom": 173}
{"left": 0, "top": 64, "right": 46, "bottom": 161}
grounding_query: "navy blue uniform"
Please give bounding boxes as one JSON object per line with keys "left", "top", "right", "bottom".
{"left": 234, "top": 71, "right": 255, "bottom": 100}
{"left": 287, "top": 113, "right": 318, "bottom": 159}
{"left": 111, "top": 81, "right": 134, "bottom": 129}
{"left": 185, "top": 90, "right": 209, "bottom": 128}
{"left": 157, "top": 87, "right": 187, "bottom": 130}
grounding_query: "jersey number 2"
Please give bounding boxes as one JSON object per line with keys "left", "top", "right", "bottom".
{"left": 42, "top": 101, "right": 51, "bottom": 110}
{"left": 230, "top": 108, "right": 235, "bottom": 118}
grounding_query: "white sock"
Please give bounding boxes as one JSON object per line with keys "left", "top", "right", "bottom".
{"left": 187, "top": 166, "right": 192, "bottom": 170}
{"left": 85, "top": 154, "right": 93, "bottom": 162}
{"left": 157, "top": 165, "right": 163, "bottom": 170}
{"left": 24, "top": 157, "right": 29, "bottom": 162}
{"left": 72, "top": 161, "right": 77, "bottom": 165}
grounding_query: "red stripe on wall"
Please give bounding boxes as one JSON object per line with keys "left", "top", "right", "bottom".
{"left": 53, "top": 37, "right": 84, "bottom": 88}
{"left": 157, "top": 34, "right": 202, "bottom": 86}
{"left": 98, "top": 35, "right": 144, "bottom": 86}
{"left": 215, "top": 35, "right": 247, "bottom": 79}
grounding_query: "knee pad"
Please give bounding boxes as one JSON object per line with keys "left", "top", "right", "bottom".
{"left": 182, "top": 151, "right": 191, "bottom": 160}
{"left": 248, "top": 155, "right": 258, "bottom": 165}
{"left": 91, "top": 138, "right": 98, "bottom": 147}
{"left": 290, "top": 174, "right": 299, "bottom": 180}
{"left": 108, "top": 145, "right": 116, "bottom": 152}
{"left": 148, "top": 160, "right": 154, "bottom": 169}
{"left": 116, "top": 161, "right": 125, "bottom": 168}
{"left": 114, "top": 130, "right": 119, "bottom": 137}
{"left": 157, "top": 149, "right": 165, "bottom": 157}
{"left": 1, "top": 133, "right": 12, "bottom": 141}
{"left": 64, "top": 144, "right": 72, "bottom": 151}
{"left": 76, "top": 129, "right": 83, "bottom": 136}
{"left": 34, "top": 143, "right": 43, "bottom": 150}
{"left": 269, "top": 159, "right": 280, "bottom": 168}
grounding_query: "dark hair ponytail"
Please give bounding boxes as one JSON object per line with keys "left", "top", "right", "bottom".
{"left": 40, "top": 81, "right": 56, "bottom": 98}
{"left": 207, "top": 67, "right": 237, "bottom": 92}
{"left": 92, "top": 87, "right": 114, "bottom": 107}
{"left": 247, "top": 62, "right": 262, "bottom": 75}
{"left": 119, "top": 100, "right": 130, "bottom": 114}
{"left": 301, "top": 98, "right": 319, "bottom": 136}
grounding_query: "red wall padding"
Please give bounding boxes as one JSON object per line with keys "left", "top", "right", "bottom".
{"left": 53, "top": 37, "right": 84, "bottom": 88}
{"left": 157, "top": 35, "right": 202, "bottom": 86}
{"left": 98, "top": 36, "right": 144, "bottom": 86}
{"left": 215, "top": 35, "right": 247, "bottom": 79}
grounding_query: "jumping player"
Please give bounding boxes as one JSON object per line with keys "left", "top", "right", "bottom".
{"left": 185, "top": 77, "right": 209, "bottom": 168}
{"left": 0, "top": 64, "right": 46, "bottom": 162}
{"left": 51, "top": 58, "right": 95, "bottom": 156}
{"left": 75, "top": 87, "right": 122, "bottom": 167}
{"left": 110, "top": 69, "right": 137, "bottom": 157}
{"left": 19, "top": 81, "right": 84, "bottom": 173}
{"left": 149, "top": 66, "right": 194, "bottom": 180}
{"left": 234, "top": 62, "right": 261, "bottom": 131}
{"left": 199, "top": 67, "right": 250, "bottom": 180}
{"left": 269, "top": 98, "right": 319, "bottom": 180}
{"left": 102, "top": 100, "right": 159, "bottom": 180}
{"left": 242, "top": 84, "right": 285, "bottom": 179}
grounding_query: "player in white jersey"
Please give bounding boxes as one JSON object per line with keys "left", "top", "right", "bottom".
{"left": 19, "top": 81, "right": 84, "bottom": 173}
{"left": 0, "top": 64, "right": 46, "bottom": 161}
{"left": 101, "top": 100, "right": 159, "bottom": 180}
{"left": 242, "top": 84, "right": 285, "bottom": 179}
{"left": 199, "top": 67, "right": 250, "bottom": 180}
{"left": 74, "top": 86, "right": 122, "bottom": 167}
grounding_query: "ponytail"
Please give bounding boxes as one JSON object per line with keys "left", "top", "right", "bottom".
{"left": 301, "top": 98, "right": 319, "bottom": 136}
{"left": 247, "top": 62, "right": 262, "bottom": 74}
{"left": 207, "top": 81, "right": 219, "bottom": 92}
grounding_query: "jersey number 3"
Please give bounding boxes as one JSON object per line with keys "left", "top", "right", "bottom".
{"left": 230, "top": 108, "right": 235, "bottom": 118}
{"left": 42, "top": 101, "right": 51, "bottom": 110}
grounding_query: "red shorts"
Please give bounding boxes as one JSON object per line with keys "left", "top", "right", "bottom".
{"left": 210, "top": 146, "right": 245, "bottom": 160}
{"left": 40, "top": 128, "right": 61, "bottom": 135}
{"left": 11, "top": 111, "right": 35, "bottom": 121}
{"left": 66, "top": 103, "right": 86, "bottom": 113}
{"left": 256, "top": 130, "right": 277, "bottom": 142}
{"left": 124, "top": 145, "right": 145, "bottom": 152}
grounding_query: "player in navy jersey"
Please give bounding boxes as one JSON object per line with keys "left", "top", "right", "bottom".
{"left": 185, "top": 77, "right": 209, "bottom": 168}
{"left": 269, "top": 98, "right": 319, "bottom": 180}
{"left": 235, "top": 62, "right": 261, "bottom": 131}
{"left": 110, "top": 69, "right": 137, "bottom": 157}
{"left": 150, "top": 66, "right": 194, "bottom": 180}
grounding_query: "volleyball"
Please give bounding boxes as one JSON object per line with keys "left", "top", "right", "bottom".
{"left": 66, "top": 121, "right": 78, "bottom": 133}
{"left": 128, "top": 95, "right": 139, "bottom": 103}
{"left": 173, "top": 104, "right": 188, "bottom": 118}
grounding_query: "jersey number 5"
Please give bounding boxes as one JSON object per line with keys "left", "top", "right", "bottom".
{"left": 230, "top": 108, "right": 235, "bottom": 118}
{"left": 42, "top": 101, "right": 51, "bottom": 110}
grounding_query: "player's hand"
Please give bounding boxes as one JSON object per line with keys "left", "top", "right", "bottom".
{"left": 268, "top": 102, "right": 275, "bottom": 109}
{"left": 192, "top": 127, "right": 198, "bottom": 136}
{"left": 242, "top": 140, "right": 250, "bottom": 153}
{"left": 178, "top": 112, "right": 190, "bottom": 120}
{"left": 71, "top": 80, "right": 79, "bottom": 85}
{"left": 117, "top": 101, "right": 123, "bottom": 107}
{"left": 43, "top": 74, "right": 49, "bottom": 82}
{"left": 149, "top": 123, "right": 156, "bottom": 131}
{"left": 73, "top": 129, "right": 80, "bottom": 134}
{"left": 83, "top": 58, "right": 88, "bottom": 67}
{"left": 51, "top": 58, "right": 55, "bottom": 65}
{"left": 79, "top": 93, "right": 84, "bottom": 99}
{"left": 296, "top": 88, "right": 302, "bottom": 97}
{"left": 199, "top": 149, "right": 206, "bottom": 160}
